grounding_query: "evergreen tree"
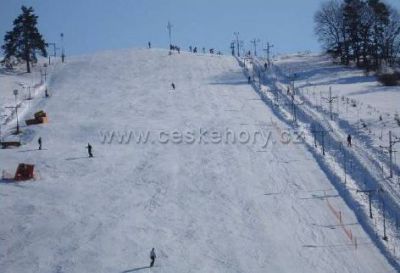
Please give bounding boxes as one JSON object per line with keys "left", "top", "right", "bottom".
{"left": 2, "top": 6, "right": 47, "bottom": 73}
{"left": 343, "top": 0, "right": 364, "bottom": 66}
{"left": 368, "top": 0, "right": 390, "bottom": 68}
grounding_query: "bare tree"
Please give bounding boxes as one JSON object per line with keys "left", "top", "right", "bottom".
{"left": 382, "top": 8, "right": 400, "bottom": 65}
{"left": 315, "top": 0, "right": 400, "bottom": 69}
{"left": 315, "top": 0, "right": 345, "bottom": 61}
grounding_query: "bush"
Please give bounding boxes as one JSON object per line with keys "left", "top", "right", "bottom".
{"left": 377, "top": 72, "right": 400, "bottom": 86}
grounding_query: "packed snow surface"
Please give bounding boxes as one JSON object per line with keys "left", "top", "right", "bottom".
{"left": 0, "top": 49, "right": 395, "bottom": 272}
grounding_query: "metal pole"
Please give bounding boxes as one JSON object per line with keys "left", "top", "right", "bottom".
{"left": 291, "top": 94, "right": 296, "bottom": 122}
{"left": 15, "top": 106, "right": 19, "bottom": 134}
{"left": 383, "top": 200, "right": 388, "bottom": 241}
{"left": 28, "top": 86, "right": 32, "bottom": 100}
{"left": 234, "top": 32, "right": 240, "bottom": 57}
{"left": 267, "top": 42, "right": 274, "bottom": 65}
{"left": 251, "top": 39, "right": 260, "bottom": 56}
{"left": 13, "top": 89, "right": 19, "bottom": 134}
{"left": 368, "top": 192, "right": 372, "bottom": 219}
{"left": 322, "top": 87, "right": 338, "bottom": 121}
{"left": 343, "top": 144, "right": 347, "bottom": 184}
{"left": 167, "top": 21, "right": 173, "bottom": 46}
{"left": 389, "top": 131, "right": 393, "bottom": 178}
{"left": 61, "top": 33, "right": 65, "bottom": 63}
{"left": 0, "top": 115, "right": 6, "bottom": 142}
{"left": 329, "top": 88, "right": 333, "bottom": 120}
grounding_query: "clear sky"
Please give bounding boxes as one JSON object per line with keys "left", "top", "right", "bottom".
{"left": 1, "top": 0, "right": 400, "bottom": 57}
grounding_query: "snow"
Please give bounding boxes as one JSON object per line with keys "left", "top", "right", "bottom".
{"left": 245, "top": 52, "right": 400, "bottom": 269}
{"left": 0, "top": 48, "right": 396, "bottom": 272}
{"left": 264, "top": 52, "right": 400, "bottom": 244}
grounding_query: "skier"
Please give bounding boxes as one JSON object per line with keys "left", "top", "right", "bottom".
{"left": 86, "top": 143, "right": 93, "bottom": 157}
{"left": 171, "top": 82, "right": 175, "bottom": 90}
{"left": 45, "top": 88, "right": 49, "bottom": 98}
{"left": 193, "top": 47, "right": 197, "bottom": 53}
{"left": 248, "top": 76, "right": 251, "bottom": 84}
{"left": 148, "top": 41, "right": 151, "bottom": 49}
{"left": 150, "top": 248, "right": 156, "bottom": 267}
{"left": 347, "top": 134, "right": 352, "bottom": 147}
{"left": 264, "top": 62, "right": 268, "bottom": 71}
{"left": 38, "top": 137, "right": 42, "bottom": 150}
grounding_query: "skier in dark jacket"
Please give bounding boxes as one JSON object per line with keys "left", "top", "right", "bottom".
{"left": 150, "top": 248, "right": 156, "bottom": 267}
{"left": 171, "top": 82, "right": 176, "bottom": 90}
{"left": 38, "top": 137, "right": 42, "bottom": 150}
{"left": 248, "top": 76, "right": 251, "bottom": 84}
{"left": 347, "top": 134, "right": 352, "bottom": 147}
{"left": 86, "top": 143, "right": 93, "bottom": 157}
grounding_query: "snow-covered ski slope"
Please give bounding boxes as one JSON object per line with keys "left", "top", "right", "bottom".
{"left": 248, "top": 52, "right": 400, "bottom": 268}
{"left": 0, "top": 49, "right": 395, "bottom": 272}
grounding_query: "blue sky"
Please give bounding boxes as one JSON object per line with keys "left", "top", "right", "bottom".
{"left": 1, "top": 0, "right": 400, "bottom": 57}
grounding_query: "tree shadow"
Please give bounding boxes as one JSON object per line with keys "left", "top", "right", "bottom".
{"left": 121, "top": 266, "right": 150, "bottom": 273}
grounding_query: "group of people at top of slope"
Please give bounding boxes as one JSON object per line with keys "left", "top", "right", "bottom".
{"left": 188, "top": 46, "right": 221, "bottom": 55}
{"left": 169, "top": 44, "right": 181, "bottom": 54}
{"left": 147, "top": 40, "right": 222, "bottom": 59}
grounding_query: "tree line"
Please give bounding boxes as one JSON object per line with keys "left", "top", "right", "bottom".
{"left": 315, "top": 0, "right": 400, "bottom": 70}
